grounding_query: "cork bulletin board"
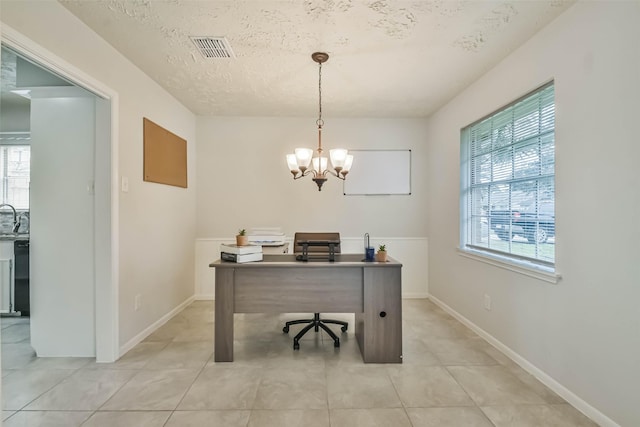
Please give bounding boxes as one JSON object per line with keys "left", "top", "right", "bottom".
{"left": 143, "top": 117, "right": 187, "bottom": 188}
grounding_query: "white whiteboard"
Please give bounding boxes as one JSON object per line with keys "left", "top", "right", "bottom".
{"left": 343, "top": 150, "right": 411, "bottom": 195}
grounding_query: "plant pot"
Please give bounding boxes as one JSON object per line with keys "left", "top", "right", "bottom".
{"left": 236, "top": 235, "right": 249, "bottom": 246}
{"left": 376, "top": 251, "right": 388, "bottom": 262}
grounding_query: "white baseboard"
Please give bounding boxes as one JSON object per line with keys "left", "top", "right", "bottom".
{"left": 195, "top": 294, "right": 214, "bottom": 301}
{"left": 403, "top": 292, "right": 429, "bottom": 299}
{"left": 118, "top": 295, "right": 196, "bottom": 358}
{"left": 428, "top": 294, "right": 619, "bottom": 427}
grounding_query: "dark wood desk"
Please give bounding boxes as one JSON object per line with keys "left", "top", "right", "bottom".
{"left": 209, "top": 254, "right": 403, "bottom": 363}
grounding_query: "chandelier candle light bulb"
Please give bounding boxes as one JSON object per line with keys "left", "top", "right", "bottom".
{"left": 286, "top": 52, "right": 353, "bottom": 191}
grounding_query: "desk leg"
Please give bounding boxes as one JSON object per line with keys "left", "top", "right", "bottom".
{"left": 214, "top": 268, "right": 234, "bottom": 362}
{"left": 358, "top": 267, "right": 403, "bottom": 363}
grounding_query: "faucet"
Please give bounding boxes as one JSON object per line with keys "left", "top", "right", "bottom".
{"left": 0, "top": 204, "right": 19, "bottom": 233}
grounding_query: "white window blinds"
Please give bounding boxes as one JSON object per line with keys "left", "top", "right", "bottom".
{"left": 461, "top": 82, "right": 555, "bottom": 267}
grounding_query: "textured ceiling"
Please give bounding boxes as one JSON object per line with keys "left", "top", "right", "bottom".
{"left": 59, "top": 0, "right": 574, "bottom": 118}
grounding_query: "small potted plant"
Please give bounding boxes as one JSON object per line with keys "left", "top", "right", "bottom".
{"left": 236, "top": 229, "right": 248, "bottom": 246}
{"left": 376, "top": 244, "right": 388, "bottom": 262}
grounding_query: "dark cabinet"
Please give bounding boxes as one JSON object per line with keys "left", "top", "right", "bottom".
{"left": 14, "top": 239, "right": 29, "bottom": 316}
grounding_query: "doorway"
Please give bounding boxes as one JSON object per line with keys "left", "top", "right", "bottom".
{"left": 0, "top": 30, "right": 117, "bottom": 363}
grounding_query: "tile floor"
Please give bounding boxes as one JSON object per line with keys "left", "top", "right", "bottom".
{"left": 1, "top": 300, "right": 598, "bottom": 426}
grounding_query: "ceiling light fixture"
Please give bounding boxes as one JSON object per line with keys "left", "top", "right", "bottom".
{"left": 286, "top": 52, "right": 353, "bottom": 191}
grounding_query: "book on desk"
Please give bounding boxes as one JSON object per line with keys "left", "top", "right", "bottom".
{"left": 220, "top": 242, "right": 263, "bottom": 263}
{"left": 220, "top": 243, "right": 262, "bottom": 255}
{"left": 220, "top": 251, "right": 263, "bottom": 263}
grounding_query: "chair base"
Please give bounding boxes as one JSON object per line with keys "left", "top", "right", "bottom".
{"left": 283, "top": 313, "right": 348, "bottom": 350}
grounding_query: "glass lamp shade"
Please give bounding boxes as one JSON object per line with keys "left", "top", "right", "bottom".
{"left": 294, "top": 148, "right": 313, "bottom": 169}
{"left": 312, "top": 156, "right": 328, "bottom": 173}
{"left": 330, "top": 148, "right": 348, "bottom": 169}
{"left": 342, "top": 154, "right": 354, "bottom": 172}
{"left": 286, "top": 154, "right": 299, "bottom": 172}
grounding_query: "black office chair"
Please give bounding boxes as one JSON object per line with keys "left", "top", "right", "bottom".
{"left": 282, "top": 232, "right": 349, "bottom": 350}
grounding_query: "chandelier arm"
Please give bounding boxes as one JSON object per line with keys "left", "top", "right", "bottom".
{"left": 323, "top": 169, "right": 346, "bottom": 180}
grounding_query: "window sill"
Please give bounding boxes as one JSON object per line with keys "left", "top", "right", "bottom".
{"left": 457, "top": 247, "right": 561, "bottom": 284}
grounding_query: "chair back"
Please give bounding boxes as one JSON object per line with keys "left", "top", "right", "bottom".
{"left": 293, "top": 232, "right": 341, "bottom": 254}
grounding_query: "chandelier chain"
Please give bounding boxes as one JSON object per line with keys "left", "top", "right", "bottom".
{"left": 317, "top": 61, "right": 323, "bottom": 126}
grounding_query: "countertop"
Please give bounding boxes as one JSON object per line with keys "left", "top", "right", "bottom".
{"left": 0, "top": 233, "right": 30, "bottom": 241}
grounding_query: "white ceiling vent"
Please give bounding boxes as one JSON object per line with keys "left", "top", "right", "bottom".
{"left": 190, "top": 37, "right": 235, "bottom": 59}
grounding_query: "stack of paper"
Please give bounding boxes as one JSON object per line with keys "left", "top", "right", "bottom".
{"left": 248, "top": 227, "right": 286, "bottom": 246}
{"left": 220, "top": 243, "right": 263, "bottom": 263}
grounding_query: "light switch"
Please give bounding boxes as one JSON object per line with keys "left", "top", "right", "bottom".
{"left": 121, "top": 176, "right": 129, "bottom": 193}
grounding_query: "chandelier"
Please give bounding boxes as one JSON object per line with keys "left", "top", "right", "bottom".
{"left": 286, "top": 52, "right": 353, "bottom": 191}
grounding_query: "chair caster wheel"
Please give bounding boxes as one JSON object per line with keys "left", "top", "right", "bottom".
{"left": 334, "top": 340, "right": 340, "bottom": 348}
{"left": 293, "top": 342, "right": 300, "bottom": 350}
{"left": 283, "top": 326, "right": 289, "bottom": 333}
{"left": 341, "top": 326, "right": 348, "bottom": 332}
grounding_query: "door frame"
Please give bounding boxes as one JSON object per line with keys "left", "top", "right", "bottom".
{"left": 1, "top": 25, "right": 119, "bottom": 362}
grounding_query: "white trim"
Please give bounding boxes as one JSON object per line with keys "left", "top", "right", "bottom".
{"left": 457, "top": 247, "right": 561, "bottom": 284}
{"left": 118, "top": 296, "right": 195, "bottom": 358}
{"left": 1, "top": 24, "right": 120, "bottom": 362}
{"left": 402, "top": 292, "right": 428, "bottom": 299}
{"left": 1, "top": 26, "right": 110, "bottom": 99}
{"left": 428, "top": 294, "right": 620, "bottom": 427}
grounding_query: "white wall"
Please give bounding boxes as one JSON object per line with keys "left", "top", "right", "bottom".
{"left": 195, "top": 116, "right": 429, "bottom": 297}
{"left": 197, "top": 117, "right": 428, "bottom": 237}
{"left": 1, "top": 1, "right": 198, "bottom": 352}
{"left": 425, "top": 2, "right": 640, "bottom": 426}
{"left": 30, "top": 92, "right": 96, "bottom": 356}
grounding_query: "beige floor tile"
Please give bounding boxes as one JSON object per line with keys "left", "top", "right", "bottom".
{"left": 172, "top": 324, "right": 214, "bottom": 342}
{"left": 207, "top": 339, "right": 272, "bottom": 368}
{"left": 3, "top": 410, "right": 92, "bottom": 426}
{"left": 100, "top": 368, "right": 200, "bottom": 410}
{"left": 85, "top": 341, "right": 170, "bottom": 370}
{"left": 82, "top": 410, "right": 171, "bottom": 426}
{"left": 401, "top": 336, "right": 442, "bottom": 366}
{"left": 1, "top": 324, "right": 30, "bottom": 344}
{"left": 166, "top": 410, "right": 250, "bottom": 427}
{"left": 323, "top": 337, "right": 366, "bottom": 367}
{"left": 144, "top": 341, "right": 212, "bottom": 369}
{"left": 253, "top": 365, "right": 327, "bottom": 409}
{"left": 264, "top": 338, "right": 330, "bottom": 369}
{"left": 23, "top": 356, "right": 93, "bottom": 371}
{"left": 448, "top": 365, "right": 547, "bottom": 406}
{"left": 387, "top": 365, "right": 475, "bottom": 407}
{"left": 481, "top": 404, "right": 599, "bottom": 427}
{"left": 1, "top": 299, "right": 601, "bottom": 427}
{"left": 178, "top": 365, "right": 263, "bottom": 410}
{"left": 406, "top": 407, "right": 494, "bottom": 426}
{"left": 248, "top": 409, "right": 330, "bottom": 427}
{"left": 25, "top": 369, "right": 137, "bottom": 411}
{"left": 1, "top": 343, "right": 36, "bottom": 370}
{"left": 425, "top": 336, "right": 499, "bottom": 366}
{"left": 326, "top": 365, "right": 402, "bottom": 409}
{"left": 2, "top": 369, "right": 74, "bottom": 410}
{"left": 329, "top": 408, "right": 412, "bottom": 427}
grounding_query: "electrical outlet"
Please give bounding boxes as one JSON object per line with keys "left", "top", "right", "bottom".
{"left": 121, "top": 176, "right": 129, "bottom": 193}
{"left": 134, "top": 294, "right": 141, "bottom": 311}
{"left": 484, "top": 294, "right": 492, "bottom": 311}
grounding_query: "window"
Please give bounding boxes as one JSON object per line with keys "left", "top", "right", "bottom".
{"left": 0, "top": 145, "right": 31, "bottom": 210}
{"left": 460, "top": 82, "right": 555, "bottom": 270}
